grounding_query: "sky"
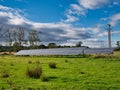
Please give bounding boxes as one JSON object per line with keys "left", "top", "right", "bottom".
{"left": 0, "top": 0, "right": 120, "bottom": 47}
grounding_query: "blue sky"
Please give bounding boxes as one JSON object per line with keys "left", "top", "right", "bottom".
{"left": 0, "top": 0, "right": 120, "bottom": 47}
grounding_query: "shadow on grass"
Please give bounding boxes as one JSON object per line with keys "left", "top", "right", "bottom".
{"left": 47, "top": 76, "right": 58, "bottom": 81}
{"left": 61, "top": 77, "right": 79, "bottom": 82}
{"left": 15, "top": 55, "right": 90, "bottom": 58}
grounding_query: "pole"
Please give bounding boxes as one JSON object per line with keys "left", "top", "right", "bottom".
{"left": 108, "top": 24, "right": 111, "bottom": 48}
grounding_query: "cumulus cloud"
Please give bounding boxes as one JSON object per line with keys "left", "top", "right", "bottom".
{"left": 113, "top": 1, "right": 119, "bottom": 5}
{"left": 63, "top": 3, "right": 86, "bottom": 23}
{"left": 0, "top": 5, "right": 108, "bottom": 47}
{"left": 63, "top": 15, "right": 79, "bottom": 23}
{"left": 79, "top": 0, "right": 109, "bottom": 9}
{"left": 69, "top": 4, "right": 85, "bottom": 15}
{"left": 110, "top": 13, "right": 120, "bottom": 26}
{"left": 64, "top": 0, "right": 110, "bottom": 23}
{"left": 0, "top": 5, "right": 28, "bottom": 26}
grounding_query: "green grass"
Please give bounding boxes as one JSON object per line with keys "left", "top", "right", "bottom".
{"left": 0, "top": 53, "right": 120, "bottom": 90}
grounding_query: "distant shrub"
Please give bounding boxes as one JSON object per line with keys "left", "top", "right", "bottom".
{"left": 10, "top": 63, "right": 14, "bottom": 66}
{"left": 26, "top": 65, "right": 42, "bottom": 79}
{"left": 115, "top": 47, "right": 120, "bottom": 51}
{"left": 1, "top": 87, "right": 5, "bottom": 90}
{"left": 28, "top": 61, "right": 32, "bottom": 64}
{"left": 41, "top": 75, "right": 48, "bottom": 82}
{"left": 36, "top": 61, "right": 40, "bottom": 64}
{"left": 27, "top": 87, "right": 33, "bottom": 90}
{"left": 65, "top": 59, "right": 68, "bottom": 62}
{"left": 80, "top": 71, "right": 85, "bottom": 74}
{"left": 48, "top": 62, "right": 56, "bottom": 69}
{"left": 92, "top": 54, "right": 106, "bottom": 59}
{"left": 2, "top": 52, "right": 9, "bottom": 55}
{"left": 2, "top": 71, "right": 9, "bottom": 78}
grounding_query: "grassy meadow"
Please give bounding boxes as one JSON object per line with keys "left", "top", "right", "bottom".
{"left": 0, "top": 52, "right": 120, "bottom": 90}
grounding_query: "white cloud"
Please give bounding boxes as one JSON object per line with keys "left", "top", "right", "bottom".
{"left": 64, "top": 0, "right": 110, "bottom": 23}
{"left": 63, "top": 3, "right": 86, "bottom": 23}
{"left": 110, "top": 13, "right": 120, "bottom": 26}
{"left": 70, "top": 4, "right": 85, "bottom": 15}
{"left": 79, "top": 0, "right": 109, "bottom": 9}
{"left": 0, "top": 5, "right": 110, "bottom": 47}
{"left": 113, "top": 2, "right": 119, "bottom": 5}
{"left": 64, "top": 15, "right": 79, "bottom": 23}
{"left": 0, "top": 5, "right": 10, "bottom": 10}
{"left": 101, "top": 17, "right": 108, "bottom": 21}
{"left": 98, "top": 32, "right": 107, "bottom": 37}
{"left": 112, "top": 31, "right": 120, "bottom": 35}
{"left": 0, "top": 5, "right": 26, "bottom": 25}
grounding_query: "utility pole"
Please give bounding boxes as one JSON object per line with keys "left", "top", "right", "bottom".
{"left": 108, "top": 24, "right": 111, "bottom": 48}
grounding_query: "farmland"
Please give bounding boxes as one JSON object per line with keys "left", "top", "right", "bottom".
{"left": 0, "top": 52, "right": 120, "bottom": 90}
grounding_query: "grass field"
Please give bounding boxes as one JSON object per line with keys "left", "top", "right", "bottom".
{"left": 0, "top": 52, "right": 120, "bottom": 90}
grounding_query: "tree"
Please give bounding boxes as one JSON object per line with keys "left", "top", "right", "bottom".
{"left": 48, "top": 43, "right": 57, "bottom": 48}
{"left": 5, "top": 28, "right": 13, "bottom": 46}
{"left": 116, "top": 41, "right": 120, "bottom": 47}
{"left": 28, "top": 30, "right": 40, "bottom": 46}
{"left": 16, "top": 27, "right": 25, "bottom": 46}
{"left": 12, "top": 27, "right": 25, "bottom": 46}
{"left": 13, "top": 42, "right": 21, "bottom": 52}
{"left": 38, "top": 44, "right": 47, "bottom": 49}
{"left": 0, "top": 24, "right": 7, "bottom": 41}
{"left": 76, "top": 41, "right": 83, "bottom": 47}
{"left": 4, "top": 26, "right": 25, "bottom": 46}
{"left": 0, "top": 25, "right": 2, "bottom": 36}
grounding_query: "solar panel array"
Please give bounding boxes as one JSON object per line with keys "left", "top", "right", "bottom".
{"left": 15, "top": 47, "right": 115, "bottom": 56}
{"left": 84, "top": 48, "right": 114, "bottom": 54}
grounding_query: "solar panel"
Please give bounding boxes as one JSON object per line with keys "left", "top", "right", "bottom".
{"left": 15, "top": 47, "right": 115, "bottom": 56}
{"left": 84, "top": 48, "right": 114, "bottom": 54}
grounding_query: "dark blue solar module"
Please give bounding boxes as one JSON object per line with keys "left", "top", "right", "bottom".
{"left": 15, "top": 47, "right": 115, "bottom": 55}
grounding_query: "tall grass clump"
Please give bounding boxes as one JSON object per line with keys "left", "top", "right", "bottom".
{"left": 28, "top": 61, "right": 32, "bottom": 64}
{"left": 26, "top": 65, "right": 42, "bottom": 79}
{"left": 2, "top": 70, "right": 10, "bottom": 78}
{"left": 48, "top": 62, "right": 56, "bottom": 69}
{"left": 92, "top": 54, "right": 107, "bottom": 59}
{"left": 41, "top": 75, "right": 49, "bottom": 82}
{"left": 2, "top": 71, "right": 9, "bottom": 78}
{"left": 65, "top": 59, "right": 69, "bottom": 63}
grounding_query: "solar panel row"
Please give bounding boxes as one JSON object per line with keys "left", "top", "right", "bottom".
{"left": 15, "top": 47, "right": 115, "bottom": 55}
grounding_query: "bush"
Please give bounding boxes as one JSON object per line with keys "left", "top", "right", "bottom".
{"left": 65, "top": 59, "right": 68, "bottom": 62}
{"left": 41, "top": 75, "right": 48, "bottom": 82}
{"left": 36, "top": 61, "right": 40, "bottom": 64}
{"left": 2, "top": 71, "right": 9, "bottom": 78}
{"left": 48, "top": 62, "right": 56, "bottom": 69}
{"left": 28, "top": 61, "right": 32, "bottom": 64}
{"left": 26, "top": 65, "right": 42, "bottom": 79}
{"left": 92, "top": 54, "right": 106, "bottom": 59}
{"left": 80, "top": 71, "right": 85, "bottom": 74}
{"left": 10, "top": 63, "right": 14, "bottom": 66}
{"left": 115, "top": 47, "right": 120, "bottom": 51}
